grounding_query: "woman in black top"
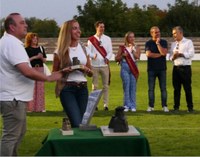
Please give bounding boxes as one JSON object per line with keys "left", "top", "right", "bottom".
{"left": 25, "top": 32, "right": 47, "bottom": 112}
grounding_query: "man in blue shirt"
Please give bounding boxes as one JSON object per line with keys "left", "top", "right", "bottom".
{"left": 145, "top": 26, "right": 169, "bottom": 112}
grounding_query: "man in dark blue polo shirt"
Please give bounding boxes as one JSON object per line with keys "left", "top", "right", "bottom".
{"left": 145, "top": 26, "right": 169, "bottom": 112}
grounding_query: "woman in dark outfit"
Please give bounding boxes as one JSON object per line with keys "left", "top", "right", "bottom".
{"left": 25, "top": 32, "right": 47, "bottom": 112}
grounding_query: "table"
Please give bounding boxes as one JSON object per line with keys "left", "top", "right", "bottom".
{"left": 35, "top": 128, "right": 151, "bottom": 156}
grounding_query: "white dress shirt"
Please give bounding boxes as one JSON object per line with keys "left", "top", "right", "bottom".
{"left": 170, "top": 37, "right": 194, "bottom": 66}
{"left": 87, "top": 34, "right": 113, "bottom": 67}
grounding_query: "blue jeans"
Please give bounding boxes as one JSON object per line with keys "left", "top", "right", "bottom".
{"left": 148, "top": 70, "right": 167, "bottom": 107}
{"left": 121, "top": 61, "right": 137, "bottom": 109}
{"left": 60, "top": 85, "right": 88, "bottom": 128}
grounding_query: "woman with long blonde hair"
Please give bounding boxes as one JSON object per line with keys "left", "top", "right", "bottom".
{"left": 52, "top": 20, "right": 93, "bottom": 127}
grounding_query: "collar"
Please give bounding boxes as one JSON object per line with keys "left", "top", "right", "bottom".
{"left": 4, "top": 32, "right": 23, "bottom": 45}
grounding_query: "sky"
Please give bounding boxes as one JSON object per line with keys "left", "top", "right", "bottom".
{"left": 0, "top": 0, "right": 177, "bottom": 26}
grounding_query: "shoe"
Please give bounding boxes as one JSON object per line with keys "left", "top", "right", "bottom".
{"left": 124, "top": 108, "right": 129, "bottom": 112}
{"left": 131, "top": 108, "right": 136, "bottom": 112}
{"left": 172, "top": 108, "right": 179, "bottom": 113}
{"left": 147, "top": 107, "right": 154, "bottom": 112}
{"left": 188, "top": 108, "right": 194, "bottom": 113}
{"left": 163, "top": 106, "right": 169, "bottom": 112}
{"left": 104, "top": 107, "right": 109, "bottom": 111}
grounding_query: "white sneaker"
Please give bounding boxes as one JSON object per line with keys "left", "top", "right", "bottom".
{"left": 131, "top": 108, "right": 136, "bottom": 112}
{"left": 163, "top": 106, "right": 169, "bottom": 112}
{"left": 147, "top": 107, "right": 154, "bottom": 112}
{"left": 124, "top": 108, "right": 129, "bottom": 112}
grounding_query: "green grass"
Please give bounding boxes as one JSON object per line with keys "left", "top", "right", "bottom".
{"left": 1, "top": 61, "right": 200, "bottom": 156}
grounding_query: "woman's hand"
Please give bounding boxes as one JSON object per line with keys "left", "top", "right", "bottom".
{"left": 80, "top": 65, "right": 93, "bottom": 76}
{"left": 37, "top": 53, "right": 43, "bottom": 60}
{"left": 61, "top": 67, "right": 73, "bottom": 73}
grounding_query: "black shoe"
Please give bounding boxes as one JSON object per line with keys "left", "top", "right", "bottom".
{"left": 95, "top": 107, "right": 98, "bottom": 111}
{"left": 172, "top": 108, "right": 179, "bottom": 113}
{"left": 104, "top": 107, "right": 109, "bottom": 111}
{"left": 188, "top": 108, "right": 194, "bottom": 113}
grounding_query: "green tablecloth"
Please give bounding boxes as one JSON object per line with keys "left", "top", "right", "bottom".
{"left": 35, "top": 127, "right": 151, "bottom": 156}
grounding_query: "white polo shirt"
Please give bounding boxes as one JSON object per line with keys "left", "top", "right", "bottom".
{"left": 0, "top": 32, "right": 34, "bottom": 101}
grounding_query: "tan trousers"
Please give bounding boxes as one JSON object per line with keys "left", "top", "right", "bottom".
{"left": 92, "top": 66, "right": 109, "bottom": 106}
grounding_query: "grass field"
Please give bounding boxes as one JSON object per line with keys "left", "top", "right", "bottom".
{"left": 1, "top": 61, "right": 200, "bottom": 156}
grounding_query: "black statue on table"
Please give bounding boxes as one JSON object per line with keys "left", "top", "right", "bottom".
{"left": 108, "top": 106, "right": 129, "bottom": 132}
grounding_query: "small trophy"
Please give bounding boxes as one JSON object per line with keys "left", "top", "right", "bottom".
{"left": 61, "top": 117, "right": 73, "bottom": 135}
{"left": 71, "top": 57, "right": 82, "bottom": 70}
{"left": 72, "top": 57, "right": 80, "bottom": 65}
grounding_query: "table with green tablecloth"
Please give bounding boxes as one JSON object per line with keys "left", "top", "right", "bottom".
{"left": 35, "top": 127, "right": 151, "bottom": 156}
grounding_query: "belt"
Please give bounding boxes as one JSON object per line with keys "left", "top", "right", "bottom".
{"left": 174, "top": 65, "right": 190, "bottom": 68}
{"left": 66, "top": 82, "right": 87, "bottom": 87}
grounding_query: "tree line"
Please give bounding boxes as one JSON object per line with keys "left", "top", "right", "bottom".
{"left": 1, "top": 0, "right": 199, "bottom": 37}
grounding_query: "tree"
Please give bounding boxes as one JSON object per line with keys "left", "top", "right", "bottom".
{"left": 31, "top": 19, "right": 59, "bottom": 37}
{"left": 75, "top": 0, "right": 128, "bottom": 37}
{"left": 75, "top": 0, "right": 167, "bottom": 37}
{"left": 160, "top": 0, "right": 200, "bottom": 36}
{"left": 25, "top": 17, "right": 59, "bottom": 37}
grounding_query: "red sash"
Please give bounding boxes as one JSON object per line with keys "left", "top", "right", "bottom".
{"left": 88, "top": 36, "right": 107, "bottom": 58}
{"left": 120, "top": 45, "right": 139, "bottom": 80}
{"left": 89, "top": 36, "right": 111, "bottom": 85}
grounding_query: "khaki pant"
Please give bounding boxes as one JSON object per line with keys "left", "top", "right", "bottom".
{"left": 92, "top": 66, "right": 109, "bottom": 106}
{"left": 0, "top": 100, "right": 27, "bottom": 156}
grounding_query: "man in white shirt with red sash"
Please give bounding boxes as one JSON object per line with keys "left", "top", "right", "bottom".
{"left": 87, "top": 21, "right": 113, "bottom": 111}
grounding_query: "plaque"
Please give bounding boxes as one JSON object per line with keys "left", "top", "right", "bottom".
{"left": 79, "top": 89, "right": 103, "bottom": 130}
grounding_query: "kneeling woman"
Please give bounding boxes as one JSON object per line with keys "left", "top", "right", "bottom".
{"left": 52, "top": 20, "right": 93, "bottom": 127}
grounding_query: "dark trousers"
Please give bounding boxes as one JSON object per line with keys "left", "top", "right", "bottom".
{"left": 172, "top": 65, "right": 193, "bottom": 109}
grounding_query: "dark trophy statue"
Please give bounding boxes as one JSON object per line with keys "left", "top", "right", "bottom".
{"left": 72, "top": 57, "right": 80, "bottom": 65}
{"left": 62, "top": 117, "right": 71, "bottom": 131}
{"left": 108, "top": 106, "right": 129, "bottom": 132}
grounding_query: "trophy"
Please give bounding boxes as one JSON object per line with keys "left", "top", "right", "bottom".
{"left": 108, "top": 106, "right": 129, "bottom": 132}
{"left": 62, "top": 117, "right": 71, "bottom": 131}
{"left": 71, "top": 57, "right": 83, "bottom": 70}
{"left": 72, "top": 57, "right": 80, "bottom": 65}
{"left": 61, "top": 117, "right": 73, "bottom": 135}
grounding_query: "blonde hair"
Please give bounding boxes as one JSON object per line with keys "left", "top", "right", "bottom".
{"left": 124, "top": 31, "right": 134, "bottom": 46}
{"left": 24, "top": 32, "right": 38, "bottom": 48}
{"left": 56, "top": 19, "right": 77, "bottom": 69}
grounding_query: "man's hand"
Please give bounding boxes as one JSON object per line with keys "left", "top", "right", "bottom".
{"left": 47, "top": 72, "right": 62, "bottom": 82}
{"left": 172, "top": 51, "right": 184, "bottom": 60}
{"left": 104, "top": 58, "right": 109, "bottom": 64}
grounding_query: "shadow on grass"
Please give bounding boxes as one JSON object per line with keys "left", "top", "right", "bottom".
{"left": 27, "top": 110, "right": 66, "bottom": 117}
{"left": 27, "top": 109, "right": 200, "bottom": 117}
{"left": 93, "top": 109, "right": 200, "bottom": 117}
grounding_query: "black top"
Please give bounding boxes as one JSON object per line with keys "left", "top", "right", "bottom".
{"left": 145, "top": 39, "right": 168, "bottom": 71}
{"left": 25, "top": 46, "right": 47, "bottom": 67}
